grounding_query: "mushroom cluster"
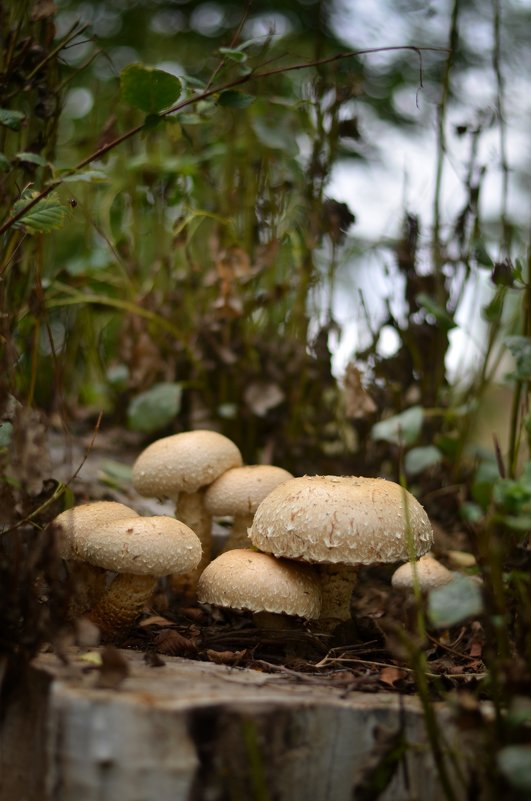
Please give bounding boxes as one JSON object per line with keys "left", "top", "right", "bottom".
{"left": 55, "top": 426, "right": 437, "bottom": 641}
{"left": 53, "top": 501, "right": 201, "bottom": 639}
{"left": 249, "top": 475, "right": 434, "bottom": 629}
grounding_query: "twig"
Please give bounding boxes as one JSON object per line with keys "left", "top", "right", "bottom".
{"left": 0, "top": 44, "right": 447, "bottom": 238}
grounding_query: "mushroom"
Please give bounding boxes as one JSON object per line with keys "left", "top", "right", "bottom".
{"left": 132, "top": 430, "right": 243, "bottom": 591}
{"left": 391, "top": 554, "right": 453, "bottom": 592}
{"left": 249, "top": 475, "right": 434, "bottom": 629}
{"left": 197, "top": 549, "right": 321, "bottom": 627}
{"left": 52, "top": 501, "right": 140, "bottom": 616}
{"left": 77, "top": 515, "right": 202, "bottom": 639}
{"left": 204, "top": 465, "right": 293, "bottom": 551}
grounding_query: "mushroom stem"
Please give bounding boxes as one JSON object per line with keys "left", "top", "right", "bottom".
{"left": 252, "top": 611, "right": 298, "bottom": 630}
{"left": 170, "top": 489, "right": 210, "bottom": 596}
{"left": 316, "top": 564, "right": 358, "bottom": 629}
{"left": 223, "top": 513, "right": 253, "bottom": 551}
{"left": 87, "top": 574, "right": 157, "bottom": 640}
{"left": 65, "top": 561, "right": 107, "bottom": 618}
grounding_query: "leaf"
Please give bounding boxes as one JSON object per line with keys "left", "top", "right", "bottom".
{"left": 0, "top": 153, "right": 10, "bottom": 171}
{"left": 120, "top": 64, "right": 182, "bottom": 114}
{"left": 428, "top": 574, "right": 483, "bottom": 628}
{"left": 371, "top": 406, "right": 424, "bottom": 447}
{"left": 218, "top": 90, "right": 255, "bottom": 109}
{"left": 219, "top": 47, "right": 248, "bottom": 63}
{"left": 0, "top": 108, "right": 25, "bottom": 131}
{"left": 497, "top": 745, "right": 531, "bottom": 791}
{"left": 473, "top": 242, "right": 494, "bottom": 268}
{"left": 59, "top": 169, "right": 108, "bottom": 184}
{"left": 98, "top": 460, "right": 133, "bottom": 491}
{"left": 12, "top": 191, "right": 69, "bottom": 234}
{"left": 505, "top": 335, "right": 531, "bottom": 381}
{"left": 0, "top": 421, "right": 13, "bottom": 448}
{"left": 416, "top": 293, "right": 456, "bottom": 331}
{"left": 15, "top": 152, "right": 49, "bottom": 167}
{"left": 404, "top": 445, "right": 442, "bottom": 476}
{"left": 127, "top": 382, "right": 182, "bottom": 433}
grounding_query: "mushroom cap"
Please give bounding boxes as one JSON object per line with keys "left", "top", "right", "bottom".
{"left": 391, "top": 554, "right": 453, "bottom": 590}
{"left": 249, "top": 475, "right": 433, "bottom": 566}
{"left": 204, "top": 465, "right": 294, "bottom": 517}
{"left": 53, "top": 501, "right": 139, "bottom": 560}
{"left": 132, "top": 430, "right": 243, "bottom": 498}
{"left": 77, "top": 515, "right": 202, "bottom": 576}
{"left": 197, "top": 549, "right": 322, "bottom": 619}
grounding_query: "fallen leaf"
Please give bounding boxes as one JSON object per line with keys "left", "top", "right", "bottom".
{"left": 343, "top": 364, "right": 377, "bottom": 419}
{"left": 154, "top": 629, "right": 197, "bottom": 656}
{"left": 206, "top": 649, "right": 247, "bottom": 665}
{"left": 379, "top": 666, "right": 407, "bottom": 686}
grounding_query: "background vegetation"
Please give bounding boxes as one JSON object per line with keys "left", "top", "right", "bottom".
{"left": 1, "top": 1, "right": 530, "bottom": 798}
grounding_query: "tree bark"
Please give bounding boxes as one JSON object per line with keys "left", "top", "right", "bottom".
{"left": 0, "top": 648, "right": 470, "bottom": 801}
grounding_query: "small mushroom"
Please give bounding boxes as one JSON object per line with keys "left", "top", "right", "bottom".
{"left": 52, "top": 501, "right": 139, "bottom": 616}
{"left": 77, "top": 515, "right": 202, "bottom": 639}
{"left": 249, "top": 475, "right": 434, "bottom": 629}
{"left": 391, "top": 554, "right": 453, "bottom": 591}
{"left": 132, "top": 430, "right": 242, "bottom": 591}
{"left": 204, "top": 465, "right": 293, "bottom": 551}
{"left": 197, "top": 549, "right": 322, "bottom": 627}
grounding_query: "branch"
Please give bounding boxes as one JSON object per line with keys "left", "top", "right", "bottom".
{"left": 0, "top": 44, "right": 447, "bottom": 238}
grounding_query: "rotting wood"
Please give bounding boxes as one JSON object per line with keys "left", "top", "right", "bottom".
{"left": 0, "top": 648, "right": 471, "bottom": 801}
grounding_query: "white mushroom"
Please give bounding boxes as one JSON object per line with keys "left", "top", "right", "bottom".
{"left": 132, "top": 430, "right": 243, "bottom": 592}
{"left": 197, "top": 549, "right": 322, "bottom": 626}
{"left": 204, "top": 465, "right": 293, "bottom": 551}
{"left": 77, "top": 515, "right": 202, "bottom": 639}
{"left": 249, "top": 475, "right": 434, "bottom": 629}
{"left": 391, "top": 554, "right": 453, "bottom": 591}
{"left": 52, "top": 501, "right": 139, "bottom": 616}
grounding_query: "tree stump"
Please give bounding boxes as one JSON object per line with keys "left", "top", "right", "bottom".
{"left": 0, "top": 648, "right": 467, "bottom": 801}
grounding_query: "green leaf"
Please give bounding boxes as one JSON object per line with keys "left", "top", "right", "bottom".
{"left": 371, "top": 406, "right": 424, "bottom": 447}
{"left": 0, "top": 108, "right": 25, "bottom": 131}
{"left": 505, "top": 335, "right": 531, "bottom": 381}
{"left": 416, "top": 293, "right": 456, "bottom": 331}
{"left": 0, "top": 153, "right": 10, "bottom": 171}
{"left": 428, "top": 574, "right": 483, "bottom": 628}
{"left": 120, "top": 64, "right": 182, "bottom": 114}
{"left": 15, "top": 152, "right": 49, "bottom": 167}
{"left": 219, "top": 47, "right": 248, "bottom": 63}
{"left": 473, "top": 242, "right": 494, "bottom": 268}
{"left": 459, "top": 501, "right": 484, "bottom": 524}
{"left": 497, "top": 745, "right": 531, "bottom": 791}
{"left": 98, "top": 459, "right": 133, "bottom": 491}
{"left": 12, "top": 191, "right": 69, "bottom": 234}
{"left": 59, "top": 169, "right": 108, "bottom": 184}
{"left": 405, "top": 445, "right": 442, "bottom": 476}
{"left": 218, "top": 90, "right": 256, "bottom": 109}
{"left": 0, "top": 421, "right": 13, "bottom": 448}
{"left": 127, "top": 382, "right": 183, "bottom": 433}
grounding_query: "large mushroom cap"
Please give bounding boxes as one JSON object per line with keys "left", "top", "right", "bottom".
{"left": 249, "top": 475, "right": 433, "bottom": 566}
{"left": 132, "top": 430, "right": 243, "bottom": 498}
{"left": 204, "top": 465, "right": 293, "bottom": 516}
{"left": 53, "top": 501, "right": 139, "bottom": 560}
{"left": 77, "top": 515, "right": 202, "bottom": 576}
{"left": 197, "top": 549, "right": 322, "bottom": 619}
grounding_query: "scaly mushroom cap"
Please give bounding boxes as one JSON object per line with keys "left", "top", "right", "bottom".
{"left": 77, "top": 515, "right": 202, "bottom": 576}
{"left": 391, "top": 554, "right": 453, "bottom": 590}
{"left": 204, "top": 465, "right": 294, "bottom": 517}
{"left": 132, "top": 430, "right": 243, "bottom": 498}
{"left": 53, "top": 501, "right": 139, "bottom": 560}
{"left": 249, "top": 475, "right": 433, "bottom": 566}
{"left": 197, "top": 549, "right": 322, "bottom": 619}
